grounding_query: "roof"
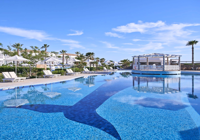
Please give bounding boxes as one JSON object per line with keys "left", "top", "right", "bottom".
{"left": 133, "top": 53, "right": 181, "bottom": 58}
{"left": 58, "top": 53, "right": 77, "bottom": 56}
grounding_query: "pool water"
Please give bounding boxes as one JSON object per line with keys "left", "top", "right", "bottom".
{"left": 0, "top": 71, "right": 200, "bottom": 140}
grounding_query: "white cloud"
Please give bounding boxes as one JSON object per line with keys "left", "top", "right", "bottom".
{"left": 0, "top": 26, "right": 84, "bottom": 49}
{"left": 101, "top": 41, "right": 119, "bottom": 49}
{"left": 112, "top": 21, "right": 165, "bottom": 33}
{"left": 132, "top": 39, "right": 141, "bottom": 42}
{"left": 67, "top": 30, "right": 83, "bottom": 36}
{"left": 112, "top": 21, "right": 200, "bottom": 48}
{"left": 102, "top": 41, "right": 163, "bottom": 52}
{"left": 0, "top": 26, "right": 49, "bottom": 41}
{"left": 105, "top": 32, "right": 123, "bottom": 38}
{"left": 62, "top": 43, "right": 85, "bottom": 49}
{"left": 123, "top": 43, "right": 133, "bottom": 45}
{"left": 122, "top": 42, "right": 163, "bottom": 52}
{"left": 58, "top": 39, "right": 79, "bottom": 44}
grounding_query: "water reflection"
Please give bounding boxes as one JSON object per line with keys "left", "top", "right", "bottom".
{"left": 187, "top": 75, "right": 198, "bottom": 99}
{"left": 132, "top": 76, "right": 181, "bottom": 94}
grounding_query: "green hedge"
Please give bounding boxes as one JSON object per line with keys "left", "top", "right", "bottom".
{"left": 52, "top": 70, "right": 65, "bottom": 75}
{"left": 0, "top": 66, "right": 45, "bottom": 73}
{"left": 0, "top": 73, "right": 3, "bottom": 82}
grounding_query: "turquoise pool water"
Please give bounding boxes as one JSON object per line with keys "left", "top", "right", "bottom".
{"left": 0, "top": 71, "right": 200, "bottom": 139}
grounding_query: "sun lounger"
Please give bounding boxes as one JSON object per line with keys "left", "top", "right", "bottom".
{"left": 47, "top": 70, "right": 61, "bottom": 77}
{"left": 104, "top": 67, "right": 109, "bottom": 71}
{"left": 110, "top": 67, "right": 117, "bottom": 71}
{"left": 66, "top": 69, "right": 75, "bottom": 75}
{"left": 2, "top": 72, "right": 20, "bottom": 82}
{"left": 9, "top": 72, "right": 26, "bottom": 80}
{"left": 83, "top": 68, "right": 95, "bottom": 73}
{"left": 43, "top": 70, "right": 55, "bottom": 78}
{"left": 69, "top": 69, "right": 80, "bottom": 75}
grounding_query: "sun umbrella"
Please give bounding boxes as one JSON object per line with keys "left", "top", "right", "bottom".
{"left": 85, "top": 59, "right": 94, "bottom": 71}
{"left": 5, "top": 55, "right": 30, "bottom": 74}
{"left": 44, "top": 57, "right": 62, "bottom": 65}
{"left": 98, "top": 62, "right": 102, "bottom": 66}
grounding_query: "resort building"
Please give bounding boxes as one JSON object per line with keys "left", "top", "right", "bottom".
{"left": 0, "top": 50, "right": 78, "bottom": 66}
{"left": 132, "top": 53, "right": 181, "bottom": 75}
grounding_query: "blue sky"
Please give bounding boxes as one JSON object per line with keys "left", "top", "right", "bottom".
{"left": 0, "top": 0, "right": 200, "bottom": 61}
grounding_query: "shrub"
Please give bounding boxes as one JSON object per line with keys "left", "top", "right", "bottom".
{"left": 52, "top": 70, "right": 65, "bottom": 75}
{"left": 0, "top": 73, "right": 3, "bottom": 82}
{"left": 86, "top": 67, "right": 96, "bottom": 71}
{"left": 0, "top": 66, "right": 45, "bottom": 78}
{"left": 70, "top": 67, "right": 83, "bottom": 72}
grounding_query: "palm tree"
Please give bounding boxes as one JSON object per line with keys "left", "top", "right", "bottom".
{"left": 75, "top": 51, "right": 80, "bottom": 56}
{"left": 65, "top": 55, "right": 69, "bottom": 64}
{"left": 11, "top": 43, "right": 23, "bottom": 66}
{"left": 41, "top": 44, "right": 50, "bottom": 60}
{"left": 11, "top": 43, "right": 23, "bottom": 56}
{"left": 95, "top": 57, "right": 100, "bottom": 69}
{"left": 186, "top": 40, "right": 198, "bottom": 69}
{"left": 0, "top": 43, "right": 3, "bottom": 51}
{"left": 85, "top": 52, "right": 95, "bottom": 67}
{"left": 60, "top": 50, "right": 67, "bottom": 66}
{"left": 100, "top": 58, "right": 105, "bottom": 64}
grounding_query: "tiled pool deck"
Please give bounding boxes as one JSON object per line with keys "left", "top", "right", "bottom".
{"left": 0, "top": 74, "right": 100, "bottom": 90}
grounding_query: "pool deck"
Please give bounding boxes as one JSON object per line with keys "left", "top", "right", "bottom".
{"left": 181, "top": 70, "right": 200, "bottom": 75}
{"left": 0, "top": 73, "right": 102, "bottom": 90}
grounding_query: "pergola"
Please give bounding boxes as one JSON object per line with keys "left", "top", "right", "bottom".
{"left": 132, "top": 53, "right": 182, "bottom": 71}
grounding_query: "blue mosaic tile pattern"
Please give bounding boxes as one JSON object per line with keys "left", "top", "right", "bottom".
{"left": 0, "top": 72, "right": 199, "bottom": 139}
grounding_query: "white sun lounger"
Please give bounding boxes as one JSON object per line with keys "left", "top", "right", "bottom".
{"left": 43, "top": 70, "right": 55, "bottom": 78}
{"left": 47, "top": 70, "right": 61, "bottom": 77}
{"left": 104, "top": 67, "right": 108, "bottom": 71}
{"left": 69, "top": 69, "right": 80, "bottom": 75}
{"left": 110, "top": 67, "right": 117, "bottom": 71}
{"left": 2, "top": 72, "right": 20, "bottom": 82}
{"left": 83, "top": 68, "right": 95, "bottom": 73}
{"left": 9, "top": 72, "right": 26, "bottom": 81}
{"left": 66, "top": 69, "right": 75, "bottom": 75}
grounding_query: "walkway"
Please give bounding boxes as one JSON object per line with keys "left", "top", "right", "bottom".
{"left": 0, "top": 74, "right": 99, "bottom": 90}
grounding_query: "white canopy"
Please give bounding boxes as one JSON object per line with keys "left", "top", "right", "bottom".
{"left": 133, "top": 53, "right": 182, "bottom": 58}
{"left": 44, "top": 57, "right": 62, "bottom": 62}
{"left": 73, "top": 58, "right": 80, "bottom": 62}
{"left": 85, "top": 59, "right": 94, "bottom": 62}
{"left": 5, "top": 55, "right": 30, "bottom": 62}
{"left": 5, "top": 55, "right": 30, "bottom": 74}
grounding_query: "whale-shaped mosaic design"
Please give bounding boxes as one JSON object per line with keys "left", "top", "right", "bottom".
{"left": 8, "top": 78, "right": 133, "bottom": 140}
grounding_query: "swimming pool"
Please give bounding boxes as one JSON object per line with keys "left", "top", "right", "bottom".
{"left": 0, "top": 71, "right": 200, "bottom": 139}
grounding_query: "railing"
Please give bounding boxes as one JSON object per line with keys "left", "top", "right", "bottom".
{"left": 133, "top": 65, "right": 180, "bottom": 71}
{"left": 165, "top": 65, "right": 179, "bottom": 71}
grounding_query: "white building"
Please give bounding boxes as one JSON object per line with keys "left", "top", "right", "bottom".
{"left": 132, "top": 53, "right": 182, "bottom": 75}
{"left": 0, "top": 50, "right": 77, "bottom": 66}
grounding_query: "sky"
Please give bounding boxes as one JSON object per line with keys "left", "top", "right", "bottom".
{"left": 0, "top": 0, "right": 200, "bottom": 62}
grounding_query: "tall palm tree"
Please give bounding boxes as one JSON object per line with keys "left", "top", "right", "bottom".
{"left": 60, "top": 50, "right": 67, "bottom": 66}
{"left": 0, "top": 43, "right": 3, "bottom": 51}
{"left": 186, "top": 40, "right": 198, "bottom": 69}
{"left": 100, "top": 58, "right": 105, "bottom": 64}
{"left": 75, "top": 51, "right": 80, "bottom": 56}
{"left": 41, "top": 44, "right": 50, "bottom": 60}
{"left": 11, "top": 43, "right": 23, "bottom": 66}
{"left": 11, "top": 43, "right": 23, "bottom": 56}
{"left": 65, "top": 55, "right": 70, "bottom": 64}
{"left": 95, "top": 57, "right": 100, "bottom": 69}
{"left": 86, "top": 52, "right": 95, "bottom": 67}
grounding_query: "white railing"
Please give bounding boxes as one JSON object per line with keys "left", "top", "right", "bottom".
{"left": 133, "top": 65, "right": 180, "bottom": 71}
{"left": 165, "top": 65, "right": 179, "bottom": 71}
